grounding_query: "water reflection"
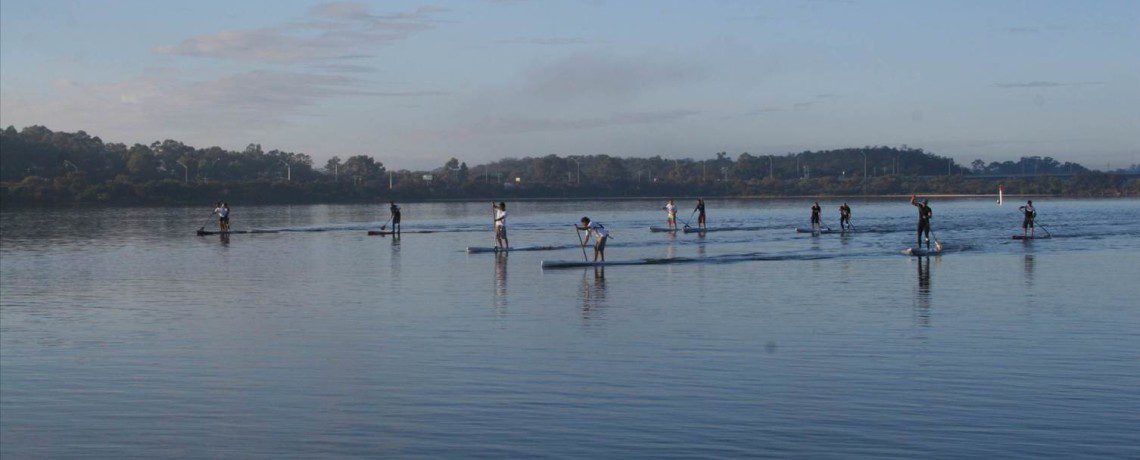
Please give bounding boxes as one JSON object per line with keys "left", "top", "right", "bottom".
{"left": 494, "top": 253, "right": 508, "bottom": 313}
{"left": 219, "top": 233, "right": 230, "bottom": 246}
{"left": 914, "top": 256, "right": 932, "bottom": 327}
{"left": 1023, "top": 254, "right": 1036, "bottom": 288}
{"left": 580, "top": 267, "right": 607, "bottom": 320}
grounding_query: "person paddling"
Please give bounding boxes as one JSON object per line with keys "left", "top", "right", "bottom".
{"left": 839, "top": 202, "right": 852, "bottom": 232}
{"left": 212, "top": 202, "right": 225, "bottom": 232}
{"left": 494, "top": 202, "right": 509, "bottom": 250}
{"left": 388, "top": 201, "right": 401, "bottom": 234}
{"left": 663, "top": 199, "right": 678, "bottom": 230}
{"left": 911, "top": 195, "right": 934, "bottom": 250}
{"left": 694, "top": 198, "right": 707, "bottom": 230}
{"left": 575, "top": 217, "right": 609, "bottom": 262}
{"left": 810, "top": 202, "right": 823, "bottom": 233}
{"left": 218, "top": 202, "right": 231, "bottom": 232}
{"left": 1019, "top": 200, "right": 1036, "bottom": 238}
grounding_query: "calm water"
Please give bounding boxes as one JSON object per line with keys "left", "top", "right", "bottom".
{"left": 2, "top": 198, "right": 1138, "bottom": 457}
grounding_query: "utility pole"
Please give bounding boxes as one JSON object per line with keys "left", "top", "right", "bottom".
{"left": 769, "top": 155, "right": 774, "bottom": 179}
{"left": 278, "top": 160, "right": 291, "bottom": 181}
{"left": 389, "top": 170, "right": 394, "bottom": 190}
{"left": 861, "top": 152, "right": 868, "bottom": 192}
{"left": 176, "top": 160, "right": 188, "bottom": 182}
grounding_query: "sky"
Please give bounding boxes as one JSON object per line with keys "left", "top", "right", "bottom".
{"left": 1, "top": 0, "right": 1137, "bottom": 170}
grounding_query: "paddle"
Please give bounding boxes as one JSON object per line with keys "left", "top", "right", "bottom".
{"left": 379, "top": 216, "right": 393, "bottom": 232}
{"left": 1036, "top": 220, "right": 1053, "bottom": 238}
{"left": 929, "top": 225, "right": 944, "bottom": 252}
{"left": 197, "top": 212, "right": 216, "bottom": 232}
{"left": 574, "top": 225, "right": 589, "bottom": 261}
{"left": 680, "top": 209, "right": 697, "bottom": 229}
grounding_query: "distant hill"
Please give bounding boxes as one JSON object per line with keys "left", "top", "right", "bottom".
{"left": 2, "top": 125, "right": 1134, "bottom": 206}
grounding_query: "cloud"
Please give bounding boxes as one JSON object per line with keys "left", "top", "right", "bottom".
{"left": 8, "top": 69, "right": 446, "bottom": 140}
{"left": 521, "top": 52, "right": 707, "bottom": 103}
{"left": 992, "top": 81, "right": 1103, "bottom": 88}
{"left": 474, "top": 110, "right": 699, "bottom": 134}
{"left": 155, "top": 3, "right": 447, "bottom": 63}
{"left": 495, "top": 37, "right": 601, "bottom": 45}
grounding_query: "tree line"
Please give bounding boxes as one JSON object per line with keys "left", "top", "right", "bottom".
{"left": 1, "top": 125, "right": 1135, "bottom": 206}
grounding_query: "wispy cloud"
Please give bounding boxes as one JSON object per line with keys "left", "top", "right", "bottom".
{"left": 521, "top": 52, "right": 707, "bottom": 103}
{"left": 155, "top": 3, "right": 447, "bottom": 63}
{"left": 992, "top": 81, "right": 1103, "bottom": 88}
{"left": 11, "top": 69, "right": 446, "bottom": 140}
{"left": 471, "top": 110, "right": 700, "bottom": 135}
{"left": 495, "top": 37, "right": 601, "bottom": 45}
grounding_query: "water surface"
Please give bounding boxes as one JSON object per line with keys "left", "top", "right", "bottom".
{"left": 3, "top": 198, "right": 1138, "bottom": 457}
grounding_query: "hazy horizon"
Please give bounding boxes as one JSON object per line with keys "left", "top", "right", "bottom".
{"left": 2, "top": 0, "right": 1137, "bottom": 169}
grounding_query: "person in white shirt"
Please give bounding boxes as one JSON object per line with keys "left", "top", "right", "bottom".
{"left": 663, "top": 199, "right": 678, "bottom": 229}
{"left": 212, "top": 202, "right": 225, "bottom": 231}
{"left": 494, "top": 202, "right": 509, "bottom": 249}
{"left": 576, "top": 217, "right": 609, "bottom": 261}
{"left": 218, "top": 202, "right": 231, "bottom": 232}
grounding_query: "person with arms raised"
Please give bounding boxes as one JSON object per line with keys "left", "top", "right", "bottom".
{"left": 910, "top": 195, "right": 934, "bottom": 250}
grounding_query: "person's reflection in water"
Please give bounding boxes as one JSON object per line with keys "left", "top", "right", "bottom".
{"left": 219, "top": 233, "right": 230, "bottom": 246}
{"left": 494, "top": 252, "right": 508, "bottom": 314}
{"left": 1023, "top": 254, "right": 1035, "bottom": 288}
{"left": 580, "top": 267, "right": 607, "bottom": 320}
{"left": 389, "top": 234, "right": 401, "bottom": 278}
{"left": 915, "top": 256, "right": 932, "bottom": 327}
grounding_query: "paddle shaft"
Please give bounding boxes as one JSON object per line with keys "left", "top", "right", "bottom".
{"left": 575, "top": 226, "right": 589, "bottom": 261}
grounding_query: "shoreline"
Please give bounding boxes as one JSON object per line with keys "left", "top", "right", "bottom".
{"left": 4, "top": 193, "right": 1134, "bottom": 210}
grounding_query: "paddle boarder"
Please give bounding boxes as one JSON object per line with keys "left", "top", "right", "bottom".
{"left": 810, "top": 202, "right": 822, "bottom": 233}
{"left": 911, "top": 195, "right": 934, "bottom": 250}
{"left": 218, "top": 202, "right": 231, "bottom": 232}
{"left": 663, "top": 199, "right": 678, "bottom": 230}
{"left": 839, "top": 203, "right": 852, "bottom": 232}
{"left": 494, "top": 202, "right": 509, "bottom": 250}
{"left": 389, "top": 201, "right": 401, "bottom": 234}
{"left": 694, "top": 198, "right": 707, "bottom": 230}
{"left": 212, "top": 202, "right": 225, "bottom": 232}
{"left": 1019, "top": 200, "right": 1036, "bottom": 238}
{"left": 576, "top": 217, "right": 609, "bottom": 262}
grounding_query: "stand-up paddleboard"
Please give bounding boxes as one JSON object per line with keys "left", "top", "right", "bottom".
{"left": 682, "top": 226, "right": 761, "bottom": 233}
{"left": 541, "top": 257, "right": 676, "bottom": 268}
{"left": 649, "top": 226, "right": 684, "bottom": 232}
{"left": 1012, "top": 234, "right": 1051, "bottom": 240}
{"left": 467, "top": 245, "right": 570, "bottom": 253}
{"left": 796, "top": 227, "right": 834, "bottom": 234}
{"left": 196, "top": 229, "right": 279, "bottom": 236}
{"left": 367, "top": 230, "right": 438, "bottom": 235}
{"left": 903, "top": 247, "right": 942, "bottom": 256}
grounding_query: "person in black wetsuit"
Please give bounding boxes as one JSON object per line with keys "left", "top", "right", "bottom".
{"left": 694, "top": 198, "right": 707, "bottom": 229}
{"left": 1019, "top": 200, "right": 1036, "bottom": 238}
{"left": 810, "top": 202, "right": 823, "bottom": 232}
{"left": 388, "top": 201, "right": 401, "bottom": 234}
{"left": 839, "top": 203, "right": 852, "bottom": 232}
{"left": 910, "top": 195, "right": 933, "bottom": 249}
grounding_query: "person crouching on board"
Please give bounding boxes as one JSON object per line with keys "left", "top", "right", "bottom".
{"left": 810, "top": 202, "right": 822, "bottom": 233}
{"left": 695, "top": 198, "right": 707, "bottom": 229}
{"left": 388, "top": 201, "right": 401, "bottom": 234}
{"left": 1019, "top": 200, "right": 1036, "bottom": 238}
{"left": 663, "top": 199, "right": 678, "bottom": 229}
{"left": 219, "top": 202, "right": 231, "bottom": 232}
{"left": 839, "top": 202, "right": 852, "bottom": 232}
{"left": 576, "top": 217, "right": 609, "bottom": 262}
{"left": 911, "top": 195, "right": 934, "bottom": 250}
{"left": 494, "top": 202, "right": 509, "bottom": 250}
